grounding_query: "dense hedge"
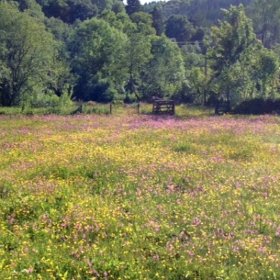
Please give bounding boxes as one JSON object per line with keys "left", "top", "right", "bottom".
{"left": 233, "top": 98, "right": 280, "bottom": 115}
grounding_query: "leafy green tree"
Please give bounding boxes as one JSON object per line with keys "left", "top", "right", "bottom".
{"left": 111, "top": 1, "right": 125, "bottom": 14}
{"left": 70, "top": 18, "right": 129, "bottom": 102}
{"left": 100, "top": 10, "right": 135, "bottom": 34}
{"left": 127, "top": 12, "right": 156, "bottom": 97}
{"left": 152, "top": 7, "right": 164, "bottom": 36}
{"left": 0, "top": 3, "right": 59, "bottom": 106}
{"left": 248, "top": 0, "right": 280, "bottom": 48}
{"left": 180, "top": 44, "right": 210, "bottom": 104}
{"left": 141, "top": 36, "right": 185, "bottom": 99}
{"left": 208, "top": 5, "right": 279, "bottom": 104}
{"left": 44, "top": 17, "right": 76, "bottom": 98}
{"left": 165, "top": 15, "right": 195, "bottom": 45}
{"left": 13, "top": 0, "right": 45, "bottom": 18}
{"left": 208, "top": 5, "right": 257, "bottom": 101}
{"left": 37, "top": 0, "right": 98, "bottom": 23}
{"left": 101, "top": 11, "right": 155, "bottom": 101}
{"left": 36, "top": 0, "right": 123, "bottom": 23}
{"left": 209, "top": 5, "right": 256, "bottom": 74}
{"left": 146, "top": 0, "right": 251, "bottom": 28}
{"left": 130, "top": 12, "right": 156, "bottom": 35}
{"left": 254, "top": 48, "right": 279, "bottom": 98}
{"left": 45, "top": 17, "right": 72, "bottom": 43}
{"left": 125, "top": 32, "right": 153, "bottom": 100}
{"left": 44, "top": 54, "right": 76, "bottom": 97}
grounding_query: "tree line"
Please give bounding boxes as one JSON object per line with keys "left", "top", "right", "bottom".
{"left": 0, "top": 0, "right": 279, "bottom": 109}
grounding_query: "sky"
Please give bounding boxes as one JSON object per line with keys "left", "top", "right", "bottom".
{"left": 123, "top": 0, "right": 167, "bottom": 6}
{"left": 123, "top": 0, "right": 167, "bottom": 5}
{"left": 140, "top": 0, "right": 166, "bottom": 3}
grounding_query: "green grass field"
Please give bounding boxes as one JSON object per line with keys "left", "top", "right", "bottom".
{"left": 1, "top": 106, "right": 280, "bottom": 279}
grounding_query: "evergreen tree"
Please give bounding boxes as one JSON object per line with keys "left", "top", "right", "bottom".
{"left": 152, "top": 7, "right": 164, "bottom": 36}
{"left": 126, "top": 0, "right": 141, "bottom": 16}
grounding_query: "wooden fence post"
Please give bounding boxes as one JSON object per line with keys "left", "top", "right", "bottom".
{"left": 137, "top": 103, "right": 140, "bottom": 114}
{"left": 110, "top": 103, "right": 112, "bottom": 114}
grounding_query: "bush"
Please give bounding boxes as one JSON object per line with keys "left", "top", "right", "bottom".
{"left": 233, "top": 98, "right": 280, "bottom": 115}
{"left": 30, "top": 93, "right": 60, "bottom": 108}
{"left": 124, "top": 93, "right": 137, "bottom": 104}
{"left": 25, "top": 92, "right": 74, "bottom": 115}
{"left": 57, "top": 92, "right": 74, "bottom": 113}
{"left": 82, "top": 81, "right": 117, "bottom": 103}
{"left": 103, "top": 87, "right": 117, "bottom": 103}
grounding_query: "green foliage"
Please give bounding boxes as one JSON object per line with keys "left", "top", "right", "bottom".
{"left": 165, "top": 15, "right": 195, "bottom": 44}
{"left": 0, "top": 3, "right": 59, "bottom": 106}
{"left": 130, "top": 12, "right": 155, "bottom": 35}
{"left": 56, "top": 92, "right": 75, "bottom": 114}
{"left": 20, "top": 92, "right": 74, "bottom": 114}
{"left": 152, "top": 7, "right": 164, "bottom": 36}
{"left": 30, "top": 93, "right": 62, "bottom": 108}
{"left": 208, "top": 5, "right": 280, "bottom": 105}
{"left": 125, "top": 0, "right": 141, "bottom": 16}
{"left": 1, "top": 0, "right": 280, "bottom": 110}
{"left": 147, "top": 0, "right": 252, "bottom": 26}
{"left": 100, "top": 11, "right": 134, "bottom": 33}
{"left": 173, "top": 142, "right": 196, "bottom": 153}
{"left": 141, "top": 36, "right": 185, "bottom": 99}
{"left": 179, "top": 43, "right": 209, "bottom": 104}
{"left": 70, "top": 18, "right": 129, "bottom": 101}
{"left": 13, "top": 0, "right": 45, "bottom": 18}
{"left": 248, "top": 0, "right": 280, "bottom": 48}
{"left": 125, "top": 31, "right": 153, "bottom": 99}
{"left": 45, "top": 17, "right": 72, "bottom": 42}
{"left": 36, "top": 0, "right": 123, "bottom": 23}
{"left": 209, "top": 5, "right": 256, "bottom": 75}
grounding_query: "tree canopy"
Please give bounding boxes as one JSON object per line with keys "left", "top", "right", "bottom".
{"left": 0, "top": 2, "right": 60, "bottom": 106}
{"left": 0, "top": 0, "right": 279, "bottom": 107}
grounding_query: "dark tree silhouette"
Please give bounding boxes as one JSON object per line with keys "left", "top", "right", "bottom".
{"left": 126, "top": 0, "right": 141, "bottom": 16}
{"left": 152, "top": 7, "right": 164, "bottom": 36}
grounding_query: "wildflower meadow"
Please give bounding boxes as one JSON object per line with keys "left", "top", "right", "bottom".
{"left": 1, "top": 108, "right": 280, "bottom": 279}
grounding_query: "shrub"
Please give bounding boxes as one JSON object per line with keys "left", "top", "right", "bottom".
{"left": 26, "top": 92, "right": 74, "bottom": 115}
{"left": 233, "top": 98, "right": 280, "bottom": 115}
{"left": 57, "top": 92, "right": 74, "bottom": 114}
{"left": 30, "top": 93, "right": 60, "bottom": 108}
{"left": 124, "top": 93, "right": 137, "bottom": 104}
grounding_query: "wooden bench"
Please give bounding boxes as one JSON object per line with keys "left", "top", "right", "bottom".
{"left": 152, "top": 99, "right": 175, "bottom": 115}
